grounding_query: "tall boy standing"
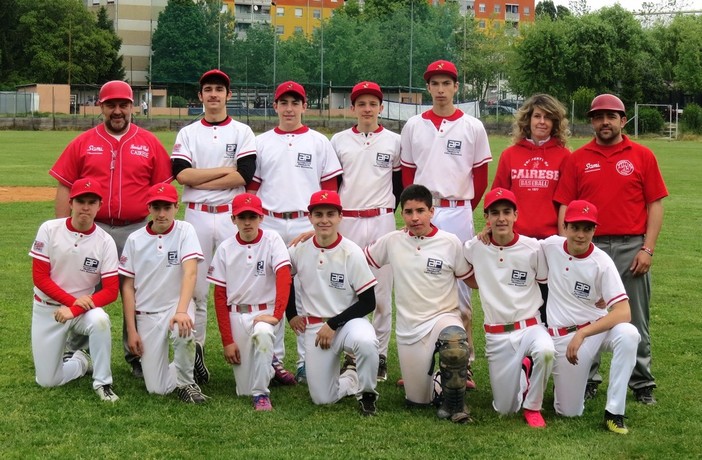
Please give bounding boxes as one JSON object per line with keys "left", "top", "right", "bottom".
{"left": 119, "top": 183, "right": 208, "bottom": 403}
{"left": 400, "top": 60, "right": 492, "bottom": 385}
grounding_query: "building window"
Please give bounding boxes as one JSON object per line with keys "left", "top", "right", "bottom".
{"left": 313, "top": 9, "right": 321, "bottom": 19}
{"left": 107, "top": 0, "right": 114, "bottom": 3}
{"left": 479, "top": 20, "right": 486, "bottom": 28}
{"left": 295, "top": 8, "right": 303, "bottom": 17}
{"left": 479, "top": 4, "right": 485, "bottom": 13}
{"left": 506, "top": 4, "right": 518, "bottom": 14}
{"left": 276, "top": 7, "right": 284, "bottom": 16}
{"left": 524, "top": 7, "right": 530, "bottom": 15}
{"left": 295, "top": 26, "right": 303, "bottom": 33}
{"left": 494, "top": 4, "right": 500, "bottom": 13}
{"left": 276, "top": 25, "right": 284, "bottom": 35}
{"left": 92, "top": 0, "right": 100, "bottom": 4}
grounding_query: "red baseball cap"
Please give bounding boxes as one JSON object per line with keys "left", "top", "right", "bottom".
{"left": 564, "top": 200, "right": 599, "bottom": 225}
{"left": 199, "top": 69, "right": 231, "bottom": 90}
{"left": 308, "top": 190, "right": 342, "bottom": 212}
{"left": 232, "top": 193, "right": 264, "bottom": 216}
{"left": 350, "top": 81, "right": 383, "bottom": 104}
{"left": 70, "top": 177, "right": 103, "bottom": 200}
{"left": 275, "top": 81, "right": 306, "bottom": 103}
{"left": 146, "top": 183, "right": 179, "bottom": 205}
{"left": 483, "top": 187, "right": 518, "bottom": 212}
{"left": 99, "top": 81, "right": 133, "bottom": 103}
{"left": 423, "top": 60, "right": 458, "bottom": 82}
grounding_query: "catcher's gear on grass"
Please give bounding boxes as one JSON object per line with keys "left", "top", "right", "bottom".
{"left": 431, "top": 325, "right": 472, "bottom": 423}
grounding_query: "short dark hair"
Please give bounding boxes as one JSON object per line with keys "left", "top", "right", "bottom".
{"left": 400, "top": 184, "right": 433, "bottom": 210}
{"left": 199, "top": 76, "right": 229, "bottom": 93}
{"left": 276, "top": 92, "right": 305, "bottom": 103}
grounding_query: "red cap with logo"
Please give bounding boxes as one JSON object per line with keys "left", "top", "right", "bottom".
{"left": 70, "top": 177, "right": 104, "bottom": 200}
{"left": 423, "top": 60, "right": 458, "bottom": 82}
{"left": 274, "top": 81, "right": 306, "bottom": 103}
{"left": 232, "top": 193, "right": 264, "bottom": 216}
{"left": 146, "top": 183, "right": 179, "bottom": 205}
{"left": 564, "top": 200, "right": 599, "bottom": 225}
{"left": 199, "top": 69, "right": 231, "bottom": 90}
{"left": 351, "top": 81, "right": 383, "bottom": 104}
{"left": 308, "top": 190, "right": 342, "bottom": 212}
{"left": 99, "top": 81, "right": 133, "bottom": 103}
{"left": 483, "top": 187, "right": 518, "bottom": 212}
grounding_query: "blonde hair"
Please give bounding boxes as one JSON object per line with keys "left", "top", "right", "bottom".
{"left": 511, "top": 94, "right": 570, "bottom": 146}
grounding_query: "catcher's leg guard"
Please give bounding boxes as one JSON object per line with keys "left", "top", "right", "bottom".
{"left": 435, "top": 325, "right": 472, "bottom": 423}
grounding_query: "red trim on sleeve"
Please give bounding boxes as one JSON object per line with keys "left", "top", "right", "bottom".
{"left": 320, "top": 177, "right": 338, "bottom": 191}
{"left": 273, "top": 265, "right": 292, "bottom": 320}
{"left": 471, "top": 164, "right": 488, "bottom": 211}
{"left": 401, "top": 165, "right": 416, "bottom": 188}
{"left": 248, "top": 181, "right": 261, "bottom": 192}
{"left": 214, "top": 285, "right": 234, "bottom": 347}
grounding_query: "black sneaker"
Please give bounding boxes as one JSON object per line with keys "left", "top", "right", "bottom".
{"left": 176, "top": 383, "right": 208, "bottom": 404}
{"left": 131, "top": 360, "right": 144, "bottom": 379}
{"left": 377, "top": 354, "right": 388, "bottom": 382}
{"left": 584, "top": 382, "right": 598, "bottom": 400}
{"left": 194, "top": 342, "right": 210, "bottom": 385}
{"left": 634, "top": 386, "right": 656, "bottom": 405}
{"left": 341, "top": 354, "right": 356, "bottom": 374}
{"left": 604, "top": 410, "right": 629, "bottom": 434}
{"left": 358, "top": 392, "right": 377, "bottom": 416}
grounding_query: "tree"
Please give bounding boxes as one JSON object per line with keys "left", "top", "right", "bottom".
{"left": 95, "top": 7, "right": 125, "bottom": 82}
{"left": 535, "top": 1, "right": 570, "bottom": 20}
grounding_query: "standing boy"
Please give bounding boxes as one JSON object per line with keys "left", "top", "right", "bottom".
{"left": 207, "top": 193, "right": 293, "bottom": 411}
{"left": 172, "top": 69, "right": 257, "bottom": 382}
{"left": 364, "top": 185, "right": 472, "bottom": 423}
{"left": 542, "top": 200, "right": 640, "bottom": 434}
{"left": 30, "top": 178, "right": 120, "bottom": 402}
{"left": 250, "top": 81, "right": 343, "bottom": 383}
{"left": 119, "top": 183, "right": 208, "bottom": 403}
{"left": 463, "top": 188, "right": 554, "bottom": 428}
{"left": 330, "top": 81, "right": 402, "bottom": 381}
{"left": 400, "top": 60, "right": 492, "bottom": 386}
{"left": 286, "top": 191, "right": 379, "bottom": 415}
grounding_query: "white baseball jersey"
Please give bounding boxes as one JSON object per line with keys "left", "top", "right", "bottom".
{"left": 400, "top": 111, "right": 492, "bottom": 200}
{"left": 364, "top": 226, "right": 472, "bottom": 345}
{"left": 118, "top": 220, "right": 204, "bottom": 312}
{"left": 463, "top": 234, "right": 547, "bottom": 325}
{"left": 207, "top": 229, "right": 291, "bottom": 306}
{"left": 331, "top": 125, "right": 401, "bottom": 210}
{"left": 30, "top": 218, "right": 119, "bottom": 300}
{"left": 541, "top": 235, "right": 629, "bottom": 328}
{"left": 172, "top": 117, "right": 257, "bottom": 205}
{"left": 288, "top": 235, "right": 377, "bottom": 318}
{"left": 252, "top": 126, "right": 343, "bottom": 212}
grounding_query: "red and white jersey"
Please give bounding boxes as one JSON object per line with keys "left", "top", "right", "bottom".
{"left": 553, "top": 135, "right": 668, "bottom": 236}
{"left": 400, "top": 110, "right": 492, "bottom": 200}
{"left": 541, "top": 235, "right": 629, "bottom": 328}
{"left": 365, "top": 226, "right": 472, "bottom": 344}
{"left": 207, "top": 229, "right": 291, "bottom": 306}
{"left": 491, "top": 138, "right": 570, "bottom": 239}
{"left": 463, "top": 234, "right": 547, "bottom": 325}
{"left": 50, "top": 124, "right": 172, "bottom": 223}
{"left": 288, "top": 235, "right": 376, "bottom": 319}
{"left": 118, "top": 220, "right": 204, "bottom": 313}
{"left": 172, "top": 117, "right": 257, "bottom": 205}
{"left": 331, "top": 125, "right": 401, "bottom": 210}
{"left": 30, "top": 218, "right": 119, "bottom": 300}
{"left": 252, "top": 126, "right": 343, "bottom": 212}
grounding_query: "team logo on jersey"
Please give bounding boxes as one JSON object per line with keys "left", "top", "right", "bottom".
{"left": 584, "top": 162, "right": 601, "bottom": 173}
{"left": 168, "top": 251, "right": 180, "bottom": 265}
{"left": 120, "top": 255, "right": 128, "bottom": 265}
{"left": 297, "top": 153, "right": 313, "bottom": 169}
{"left": 86, "top": 145, "right": 104, "bottom": 155}
{"left": 82, "top": 257, "right": 99, "bottom": 274}
{"left": 224, "top": 144, "right": 238, "bottom": 159}
{"left": 173, "top": 143, "right": 182, "bottom": 153}
{"left": 510, "top": 270, "right": 528, "bottom": 286}
{"left": 129, "top": 144, "right": 150, "bottom": 158}
{"left": 616, "top": 159, "right": 634, "bottom": 176}
{"left": 572, "top": 281, "right": 591, "bottom": 299}
{"left": 445, "top": 140, "right": 462, "bottom": 156}
{"left": 375, "top": 153, "right": 391, "bottom": 168}
{"left": 256, "top": 260, "right": 265, "bottom": 275}
{"left": 32, "top": 240, "right": 44, "bottom": 252}
{"left": 425, "top": 258, "right": 444, "bottom": 275}
{"left": 329, "top": 272, "right": 346, "bottom": 289}
{"left": 208, "top": 265, "right": 215, "bottom": 276}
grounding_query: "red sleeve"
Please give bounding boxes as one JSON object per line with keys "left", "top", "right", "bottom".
{"left": 491, "top": 149, "right": 512, "bottom": 190}
{"left": 152, "top": 138, "right": 174, "bottom": 184}
{"left": 401, "top": 165, "right": 416, "bottom": 188}
{"left": 32, "top": 259, "right": 76, "bottom": 307}
{"left": 553, "top": 154, "right": 577, "bottom": 206}
{"left": 320, "top": 177, "right": 338, "bottom": 191}
{"left": 86, "top": 275, "right": 119, "bottom": 307}
{"left": 273, "top": 265, "right": 292, "bottom": 320}
{"left": 214, "top": 285, "right": 234, "bottom": 347}
{"left": 471, "top": 164, "right": 488, "bottom": 212}
{"left": 247, "top": 181, "right": 261, "bottom": 192}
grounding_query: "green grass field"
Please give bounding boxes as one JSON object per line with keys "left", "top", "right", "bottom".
{"left": 1, "top": 132, "right": 701, "bottom": 459}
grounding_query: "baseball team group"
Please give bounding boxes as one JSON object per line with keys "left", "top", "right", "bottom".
{"left": 29, "top": 58, "right": 667, "bottom": 434}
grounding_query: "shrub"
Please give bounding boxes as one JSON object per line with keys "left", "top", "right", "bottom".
{"left": 170, "top": 96, "right": 188, "bottom": 108}
{"left": 681, "top": 103, "right": 702, "bottom": 134}
{"left": 571, "top": 87, "right": 597, "bottom": 121}
{"left": 637, "top": 107, "right": 664, "bottom": 134}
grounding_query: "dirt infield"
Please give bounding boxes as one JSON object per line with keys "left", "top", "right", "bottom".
{"left": 0, "top": 187, "right": 55, "bottom": 203}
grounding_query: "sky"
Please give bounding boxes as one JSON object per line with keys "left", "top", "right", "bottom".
{"left": 549, "top": 0, "right": 702, "bottom": 13}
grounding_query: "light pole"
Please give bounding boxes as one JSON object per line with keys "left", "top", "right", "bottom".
{"left": 320, "top": 0, "right": 324, "bottom": 115}
{"left": 409, "top": 0, "right": 414, "bottom": 104}
{"left": 272, "top": 1, "right": 277, "bottom": 89}
{"left": 217, "top": 2, "right": 227, "bottom": 69}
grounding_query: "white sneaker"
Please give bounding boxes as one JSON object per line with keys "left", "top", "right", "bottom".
{"left": 72, "top": 350, "right": 92, "bottom": 375}
{"left": 95, "top": 384, "right": 120, "bottom": 402}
